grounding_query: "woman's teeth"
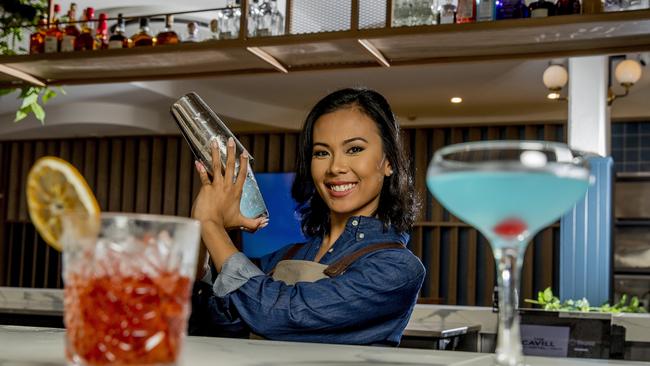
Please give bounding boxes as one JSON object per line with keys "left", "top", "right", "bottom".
{"left": 330, "top": 183, "right": 357, "bottom": 192}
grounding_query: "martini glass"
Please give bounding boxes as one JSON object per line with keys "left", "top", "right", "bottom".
{"left": 426, "top": 141, "right": 590, "bottom": 366}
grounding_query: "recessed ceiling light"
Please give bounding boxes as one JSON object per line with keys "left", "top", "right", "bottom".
{"left": 450, "top": 97, "right": 462, "bottom": 104}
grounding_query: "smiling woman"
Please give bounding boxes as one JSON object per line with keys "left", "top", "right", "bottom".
{"left": 191, "top": 87, "right": 425, "bottom": 346}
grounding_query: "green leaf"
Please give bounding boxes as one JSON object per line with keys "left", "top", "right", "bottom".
{"left": 31, "top": 102, "right": 45, "bottom": 124}
{"left": 58, "top": 87, "right": 67, "bottom": 95}
{"left": 14, "top": 106, "right": 29, "bottom": 122}
{"left": 543, "top": 287, "right": 553, "bottom": 303}
{"left": 42, "top": 89, "right": 57, "bottom": 104}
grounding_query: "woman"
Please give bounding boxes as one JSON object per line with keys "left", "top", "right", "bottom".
{"left": 191, "top": 88, "right": 425, "bottom": 346}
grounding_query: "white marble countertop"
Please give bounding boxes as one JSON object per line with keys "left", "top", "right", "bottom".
{"left": 1, "top": 325, "right": 649, "bottom": 366}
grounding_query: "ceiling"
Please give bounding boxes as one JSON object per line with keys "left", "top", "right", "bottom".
{"left": 0, "top": 2, "right": 649, "bottom": 140}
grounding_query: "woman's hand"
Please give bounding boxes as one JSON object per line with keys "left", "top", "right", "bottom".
{"left": 191, "top": 137, "right": 268, "bottom": 232}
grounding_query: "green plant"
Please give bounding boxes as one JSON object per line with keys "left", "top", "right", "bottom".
{"left": 525, "top": 287, "right": 647, "bottom": 313}
{"left": 0, "top": 0, "right": 63, "bottom": 123}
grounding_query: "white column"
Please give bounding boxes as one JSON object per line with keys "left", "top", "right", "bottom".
{"left": 568, "top": 56, "right": 610, "bottom": 156}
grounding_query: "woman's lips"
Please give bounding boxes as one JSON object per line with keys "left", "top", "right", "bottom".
{"left": 326, "top": 182, "right": 358, "bottom": 198}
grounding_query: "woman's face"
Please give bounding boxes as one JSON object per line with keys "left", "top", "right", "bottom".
{"left": 311, "top": 107, "right": 392, "bottom": 220}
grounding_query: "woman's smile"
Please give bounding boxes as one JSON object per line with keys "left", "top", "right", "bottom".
{"left": 326, "top": 181, "right": 358, "bottom": 197}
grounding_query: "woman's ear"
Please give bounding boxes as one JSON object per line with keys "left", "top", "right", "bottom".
{"left": 384, "top": 160, "right": 394, "bottom": 177}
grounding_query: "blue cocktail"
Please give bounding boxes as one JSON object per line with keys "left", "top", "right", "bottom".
{"left": 427, "top": 141, "right": 590, "bottom": 366}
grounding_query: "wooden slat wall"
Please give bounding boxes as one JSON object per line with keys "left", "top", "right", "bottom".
{"left": 0, "top": 125, "right": 564, "bottom": 307}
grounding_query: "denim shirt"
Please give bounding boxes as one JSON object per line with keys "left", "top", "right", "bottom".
{"left": 199, "top": 216, "right": 426, "bottom": 346}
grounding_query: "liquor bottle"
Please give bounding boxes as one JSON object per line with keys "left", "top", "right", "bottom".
{"left": 477, "top": 0, "right": 496, "bottom": 21}
{"left": 95, "top": 13, "right": 108, "bottom": 49}
{"left": 529, "top": 0, "right": 556, "bottom": 17}
{"left": 257, "top": 0, "right": 272, "bottom": 36}
{"left": 74, "top": 7, "right": 96, "bottom": 51}
{"left": 156, "top": 15, "right": 179, "bottom": 45}
{"left": 131, "top": 17, "right": 154, "bottom": 47}
{"left": 438, "top": 0, "right": 457, "bottom": 23}
{"left": 457, "top": 0, "right": 477, "bottom": 22}
{"left": 269, "top": 0, "right": 284, "bottom": 35}
{"left": 44, "top": 4, "right": 63, "bottom": 53}
{"left": 555, "top": 0, "right": 581, "bottom": 14}
{"left": 209, "top": 18, "right": 220, "bottom": 40}
{"left": 108, "top": 13, "right": 129, "bottom": 49}
{"left": 183, "top": 22, "right": 200, "bottom": 43}
{"left": 429, "top": 0, "right": 440, "bottom": 24}
{"left": 61, "top": 3, "right": 79, "bottom": 52}
{"left": 496, "top": 0, "right": 530, "bottom": 19}
{"left": 30, "top": 16, "right": 48, "bottom": 54}
{"left": 248, "top": 0, "right": 261, "bottom": 37}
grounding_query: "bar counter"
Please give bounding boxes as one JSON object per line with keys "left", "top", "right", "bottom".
{"left": 3, "top": 325, "right": 650, "bottom": 366}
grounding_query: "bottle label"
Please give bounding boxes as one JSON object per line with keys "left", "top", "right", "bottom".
{"left": 531, "top": 7, "right": 549, "bottom": 17}
{"left": 61, "top": 35, "right": 75, "bottom": 52}
{"left": 440, "top": 14, "right": 455, "bottom": 24}
{"left": 44, "top": 36, "right": 58, "bottom": 53}
{"left": 108, "top": 40, "right": 123, "bottom": 49}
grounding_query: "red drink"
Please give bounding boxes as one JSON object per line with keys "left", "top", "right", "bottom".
{"left": 64, "top": 271, "right": 191, "bottom": 365}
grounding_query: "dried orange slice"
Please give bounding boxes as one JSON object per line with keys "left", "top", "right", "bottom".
{"left": 26, "top": 156, "right": 100, "bottom": 251}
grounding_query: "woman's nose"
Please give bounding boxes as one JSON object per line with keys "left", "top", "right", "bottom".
{"left": 328, "top": 154, "right": 348, "bottom": 174}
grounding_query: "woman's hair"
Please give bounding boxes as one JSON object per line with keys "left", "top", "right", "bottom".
{"left": 291, "top": 87, "right": 418, "bottom": 238}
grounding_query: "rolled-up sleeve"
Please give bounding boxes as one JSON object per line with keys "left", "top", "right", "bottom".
{"left": 213, "top": 252, "right": 265, "bottom": 297}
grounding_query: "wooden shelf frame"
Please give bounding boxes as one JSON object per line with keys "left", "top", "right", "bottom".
{"left": 1, "top": 6, "right": 650, "bottom": 86}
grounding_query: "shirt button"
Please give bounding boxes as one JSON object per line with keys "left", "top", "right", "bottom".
{"left": 352, "top": 219, "right": 359, "bottom": 226}
{"left": 328, "top": 248, "right": 334, "bottom": 253}
{"left": 358, "top": 232, "right": 365, "bottom": 239}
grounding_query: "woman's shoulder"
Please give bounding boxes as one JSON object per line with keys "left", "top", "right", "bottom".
{"left": 354, "top": 242, "right": 425, "bottom": 279}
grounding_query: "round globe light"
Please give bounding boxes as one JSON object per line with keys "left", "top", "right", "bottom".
{"left": 614, "top": 59, "right": 643, "bottom": 85}
{"left": 542, "top": 64, "right": 569, "bottom": 89}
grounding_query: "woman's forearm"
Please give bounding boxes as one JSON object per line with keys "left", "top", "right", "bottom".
{"left": 200, "top": 220, "right": 239, "bottom": 272}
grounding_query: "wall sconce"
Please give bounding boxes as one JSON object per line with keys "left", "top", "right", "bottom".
{"left": 542, "top": 57, "right": 644, "bottom": 105}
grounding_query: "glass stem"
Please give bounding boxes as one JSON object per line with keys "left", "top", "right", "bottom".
{"left": 494, "top": 243, "right": 524, "bottom": 366}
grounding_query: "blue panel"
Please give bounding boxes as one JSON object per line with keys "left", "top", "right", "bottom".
{"left": 241, "top": 173, "right": 306, "bottom": 258}
{"left": 560, "top": 156, "right": 613, "bottom": 305}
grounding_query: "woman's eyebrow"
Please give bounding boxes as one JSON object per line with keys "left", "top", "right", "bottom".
{"left": 313, "top": 137, "right": 368, "bottom": 148}
{"left": 343, "top": 137, "right": 368, "bottom": 144}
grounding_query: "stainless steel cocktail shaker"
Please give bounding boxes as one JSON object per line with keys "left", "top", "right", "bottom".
{"left": 170, "top": 92, "right": 269, "bottom": 220}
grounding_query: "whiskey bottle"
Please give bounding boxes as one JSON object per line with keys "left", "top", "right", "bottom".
{"left": 156, "top": 15, "right": 179, "bottom": 45}
{"left": 456, "top": 0, "right": 477, "bottom": 22}
{"left": 131, "top": 17, "right": 154, "bottom": 47}
{"left": 44, "top": 4, "right": 63, "bottom": 53}
{"left": 95, "top": 13, "right": 108, "bottom": 49}
{"left": 74, "top": 7, "right": 96, "bottom": 51}
{"left": 30, "top": 16, "right": 48, "bottom": 54}
{"left": 108, "top": 13, "right": 129, "bottom": 49}
{"left": 61, "top": 3, "right": 79, "bottom": 52}
{"left": 529, "top": 0, "right": 556, "bottom": 17}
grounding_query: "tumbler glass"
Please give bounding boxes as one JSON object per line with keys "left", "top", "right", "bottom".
{"left": 62, "top": 213, "right": 201, "bottom": 366}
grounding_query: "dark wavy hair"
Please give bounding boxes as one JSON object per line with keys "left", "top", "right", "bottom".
{"left": 291, "top": 88, "right": 418, "bottom": 238}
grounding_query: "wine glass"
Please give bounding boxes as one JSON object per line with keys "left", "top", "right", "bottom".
{"left": 426, "top": 140, "right": 590, "bottom": 366}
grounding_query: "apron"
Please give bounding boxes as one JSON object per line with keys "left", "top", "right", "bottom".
{"left": 249, "top": 242, "right": 405, "bottom": 339}
{"left": 270, "top": 242, "right": 405, "bottom": 285}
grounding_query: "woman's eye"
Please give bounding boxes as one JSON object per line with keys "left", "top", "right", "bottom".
{"left": 312, "top": 150, "right": 328, "bottom": 158}
{"left": 347, "top": 146, "right": 364, "bottom": 154}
